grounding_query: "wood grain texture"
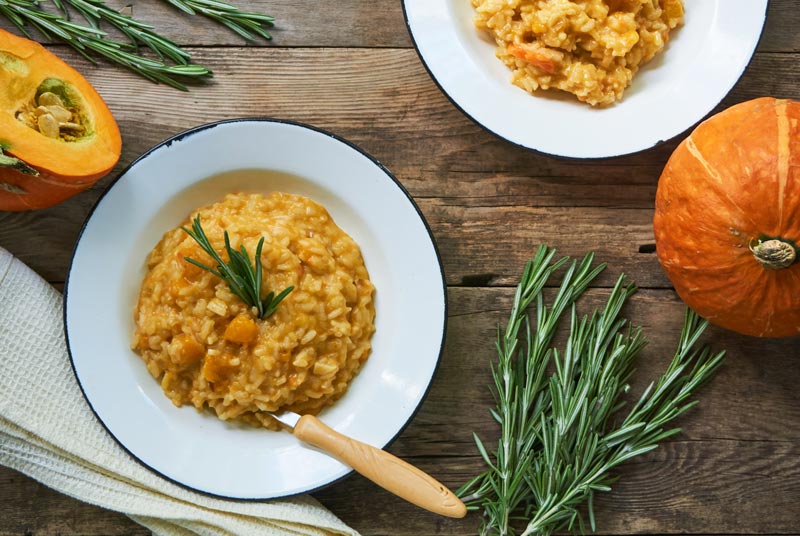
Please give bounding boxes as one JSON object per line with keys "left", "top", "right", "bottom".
{"left": 1, "top": 0, "right": 799, "bottom": 535}
{"left": 0, "top": 49, "right": 798, "bottom": 287}
{"left": 0, "top": 0, "right": 410, "bottom": 48}
{"left": 294, "top": 287, "right": 800, "bottom": 535}
{"left": 293, "top": 415, "right": 467, "bottom": 519}
{"left": 0, "top": 0, "right": 796, "bottom": 51}
{"left": 0, "top": 289, "right": 798, "bottom": 535}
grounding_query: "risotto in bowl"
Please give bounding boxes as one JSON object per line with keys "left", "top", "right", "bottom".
{"left": 65, "top": 120, "right": 446, "bottom": 499}
{"left": 403, "top": 0, "right": 768, "bottom": 157}
{"left": 133, "top": 192, "right": 376, "bottom": 430}
{"left": 471, "top": 0, "right": 685, "bottom": 106}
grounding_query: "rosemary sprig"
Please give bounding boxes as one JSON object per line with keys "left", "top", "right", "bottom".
{"left": 52, "top": 0, "right": 193, "bottom": 65}
{"left": 181, "top": 216, "right": 293, "bottom": 319}
{"left": 0, "top": 0, "right": 274, "bottom": 89}
{"left": 162, "top": 0, "right": 274, "bottom": 41}
{"left": 0, "top": 0, "right": 210, "bottom": 90}
{"left": 458, "top": 245, "right": 725, "bottom": 536}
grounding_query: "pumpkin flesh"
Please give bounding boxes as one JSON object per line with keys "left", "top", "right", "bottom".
{"left": 654, "top": 97, "right": 800, "bottom": 337}
{"left": 0, "top": 29, "right": 121, "bottom": 210}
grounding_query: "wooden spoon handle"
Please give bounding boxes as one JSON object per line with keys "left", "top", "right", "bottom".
{"left": 293, "top": 415, "right": 467, "bottom": 519}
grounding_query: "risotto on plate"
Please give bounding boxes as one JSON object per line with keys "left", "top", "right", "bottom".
{"left": 471, "top": 0, "right": 684, "bottom": 106}
{"left": 132, "top": 192, "right": 376, "bottom": 430}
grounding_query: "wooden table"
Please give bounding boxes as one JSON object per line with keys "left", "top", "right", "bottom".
{"left": 1, "top": 2, "right": 799, "bottom": 535}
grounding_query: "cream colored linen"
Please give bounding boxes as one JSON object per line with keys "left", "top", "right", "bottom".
{"left": 0, "top": 247, "right": 358, "bottom": 536}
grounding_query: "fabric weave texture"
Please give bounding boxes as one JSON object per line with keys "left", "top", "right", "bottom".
{"left": 0, "top": 247, "right": 358, "bottom": 536}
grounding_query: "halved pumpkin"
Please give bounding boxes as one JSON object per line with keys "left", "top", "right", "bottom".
{"left": 0, "top": 29, "right": 121, "bottom": 211}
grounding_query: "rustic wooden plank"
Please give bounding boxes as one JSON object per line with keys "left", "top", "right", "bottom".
{"left": 316, "top": 439, "right": 800, "bottom": 536}
{"left": 760, "top": 0, "right": 800, "bottom": 52}
{"left": 0, "top": 466, "right": 147, "bottom": 535}
{"left": 0, "top": 49, "right": 798, "bottom": 287}
{"left": 0, "top": 0, "right": 796, "bottom": 51}
{"left": 1, "top": 0, "right": 799, "bottom": 533}
{"left": 0, "top": 288, "right": 797, "bottom": 534}
{"left": 369, "top": 287, "right": 800, "bottom": 535}
{"left": 318, "top": 288, "right": 800, "bottom": 534}
{"left": 417, "top": 288, "right": 800, "bottom": 446}
{"left": 0, "top": 0, "right": 410, "bottom": 48}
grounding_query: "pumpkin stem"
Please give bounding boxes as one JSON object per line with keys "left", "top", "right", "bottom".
{"left": 750, "top": 239, "right": 797, "bottom": 270}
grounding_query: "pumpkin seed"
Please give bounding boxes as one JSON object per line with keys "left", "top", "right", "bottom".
{"left": 37, "top": 91, "right": 64, "bottom": 107}
{"left": 59, "top": 122, "right": 85, "bottom": 132}
{"left": 47, "top": 105, "right": 72, "bottom": 123}
{"left": 16, "top": 83, "right": 86, "bottom": 141}
{"left": 37, "top": 113, "right": 60, "bottom": 138}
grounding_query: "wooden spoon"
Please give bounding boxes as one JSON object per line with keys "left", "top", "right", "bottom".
{"left": 272, "top": 411, "right": 467, "bottom": 519}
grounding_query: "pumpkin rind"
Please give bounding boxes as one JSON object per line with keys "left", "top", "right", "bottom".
{"left": 0, "top": 29, "right": 121, "bottom": 211}
{"left": 654, "top": 97, "right": 800, "bottom": 338}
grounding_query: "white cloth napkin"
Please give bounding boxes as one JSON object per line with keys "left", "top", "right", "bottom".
{"left": 0, "top": 247, "right": 359, "bottom": 536}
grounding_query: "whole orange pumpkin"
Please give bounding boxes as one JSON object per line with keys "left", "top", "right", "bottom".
{"left": 654, "top": 97, "right": 800, "bottom": 338}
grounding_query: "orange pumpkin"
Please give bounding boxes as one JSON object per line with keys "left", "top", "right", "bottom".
{"left": 0, "top": 29, "right": 121, "bottom": 211}
{"left": 654, "top": 97, "right": 800, "bottom": 338}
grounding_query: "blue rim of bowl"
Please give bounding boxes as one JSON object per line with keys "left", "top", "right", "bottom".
{"left": 63, "top": 117, "right": 449, "bottom": 501}
{"left": 400, "top": 0, "right": 769, "bottom": 160}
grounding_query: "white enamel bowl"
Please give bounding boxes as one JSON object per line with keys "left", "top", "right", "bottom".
{"left": 403, "top": 0, "right": 768, "bottom": 158}
{"left": 65, "top": 119, "right": 447, "bottom": 499}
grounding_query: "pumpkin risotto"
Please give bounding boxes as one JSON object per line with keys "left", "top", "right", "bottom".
{"left": 471, "top": 0, "right": 684, "bottom": 106}
{"left": 132, "top": 192, "right": 376, "bottom": 430}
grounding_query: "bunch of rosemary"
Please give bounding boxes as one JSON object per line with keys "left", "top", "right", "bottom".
{"left": 0, "top": 0, "right": 274, "bottom": 89}
{"left": 458, "top": 246, "right": 725, "bottom": 536}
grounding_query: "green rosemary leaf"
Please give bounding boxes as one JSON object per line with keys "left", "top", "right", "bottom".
{"left": 162, "top": 0, "right": 196, "bottom": 16}
{"left": 183, "top": 257, "right": 222, "bottom": 279}
{"left": 473, "top": 432, "right": 496, "bottom": 470}
{"left": 254, "top": 237, "right": 264, "bottom": 307}
{"left": 263, "top": 285, "right": 294, "bottom": 318}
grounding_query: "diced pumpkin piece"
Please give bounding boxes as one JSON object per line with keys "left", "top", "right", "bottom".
{"left": 202, "top": 353, "right": 239, "bottom": 383}
{"left": 663, "top": 0, "right": 684, "bottom": 19}
{"left": 223, "top": 314, "right": 259, "bottom": 344}
{"left": 170, "top": 333, "right": 204, "bottom": 367}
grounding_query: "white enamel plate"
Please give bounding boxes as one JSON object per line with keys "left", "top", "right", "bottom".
{"left": 403, "top": 0, "right": 768, "bottom": 158}
{"left": 65, "top": 120, "right": 446, "bottom": 499}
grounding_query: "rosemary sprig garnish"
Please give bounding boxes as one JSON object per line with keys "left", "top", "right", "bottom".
{"left": 181, "top": 216, "right": 293, "bottom": 319}
{"left": 458, "top": 245, "right": 725, "bottom": 536}
{"left": 0, "top": 0, "right": 274, "bottom": 90}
